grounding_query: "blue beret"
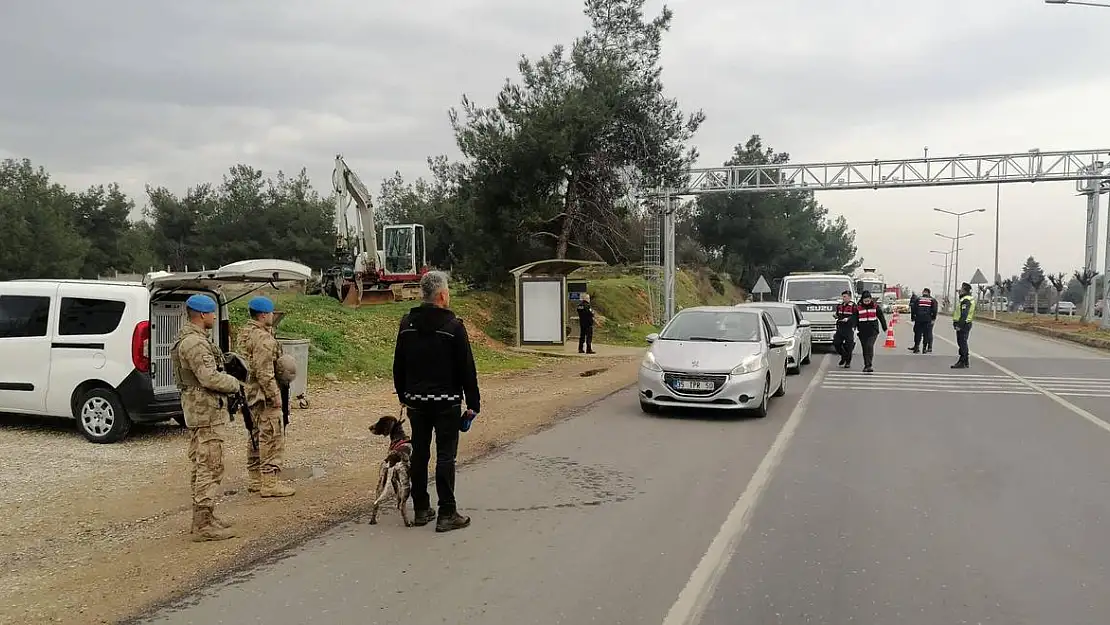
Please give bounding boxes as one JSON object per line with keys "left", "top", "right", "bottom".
{"left": 185, "top": 294, "right": 217, "bottom": 313}
{"left": 248, "top": 296, "right": 275, "bottom": 313}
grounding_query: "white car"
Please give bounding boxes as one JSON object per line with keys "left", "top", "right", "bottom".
{"left": 0, "top": 259, "right": 311, "bottom": 443}
{"left": 735, "top": 301, "right": 812, "bottom": 374}
{"left": 638, "top": 306, "right": 790, "bottom": 418}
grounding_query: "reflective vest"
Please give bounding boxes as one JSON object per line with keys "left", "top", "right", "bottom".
{"left": 857, "top": 305, "right": 878, "bottom": 322}
{"left": 952, "top": 294, "right": 976, "bottom": 322}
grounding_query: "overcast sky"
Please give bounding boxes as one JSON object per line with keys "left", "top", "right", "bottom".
{"left": 2, "top": 0, "right": 1108, "bottom": 292}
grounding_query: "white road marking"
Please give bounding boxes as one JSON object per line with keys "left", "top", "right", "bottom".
{"left": 661, "top": 355, "right": 830, "bottom": 625}
{"left": 935, "top": 334, "right": 1110, "bottom": 434}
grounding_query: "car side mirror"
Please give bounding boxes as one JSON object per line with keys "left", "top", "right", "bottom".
{"left": 797, "top": 319, "right": 811, "bottom": 328}
{"left": 769, "top": 336, "right": 788, "bottom": 348}
{"left": 646, "top": 333, "right": 659, "bottom": 344}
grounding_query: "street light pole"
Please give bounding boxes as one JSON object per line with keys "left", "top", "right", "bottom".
{"left": 1045, "top": 0, "right": 1110, "bottom": 7}
{"left": 931, "top": 248, "right": 962, "bottom": 309}
{"left": 993, "top": 184, "right": 1001, "bottom": 319}
{"left": 935, "top": 207, "right": 984, "bottom": 304}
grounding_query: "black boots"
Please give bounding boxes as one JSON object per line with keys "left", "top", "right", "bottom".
{"left": 436, "top": 511, "right": 471, "bottom": 533}
{"left": 413, "top": 509, "right": 437, "bottom": 527}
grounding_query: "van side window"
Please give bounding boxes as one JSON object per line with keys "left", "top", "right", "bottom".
{"left": 0, "top": 295, "right": 51, "bottom": 338}
{"left": 58, "top": 298, "right": 126, "bottom": 336}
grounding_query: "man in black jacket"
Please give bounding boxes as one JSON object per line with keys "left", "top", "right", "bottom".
{"left": 393, "top": 270, "right": 481, "bottom": 533}
{"left": 577, "top": 294, "right": 596, "bottom": 354}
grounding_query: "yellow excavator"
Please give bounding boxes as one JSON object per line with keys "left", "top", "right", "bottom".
{"left": 320, "top": 154, "right": 428, "bottom": 307}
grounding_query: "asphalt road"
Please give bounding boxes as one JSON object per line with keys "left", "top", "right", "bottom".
{"left": 133, "top": 318, "right": 1110, "bottom": 625}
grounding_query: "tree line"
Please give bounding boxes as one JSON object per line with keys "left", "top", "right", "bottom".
{"left": 996, "top": 255, "right": 1102, "bottom": 320}
{"left": 0, "top": 0, "right": 860, "bottom": 287}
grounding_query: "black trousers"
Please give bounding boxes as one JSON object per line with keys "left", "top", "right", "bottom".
{"left": 955, "top": 323, "right": 972, "bottom": 363}
{"left": 408, "top": 405, "right": 462, "bottom": 515}
{"left": 913, "top": 319, "right": 935, "bottom": 349}
{"left": 920, "top": 320, "right": 934, "bottom": 350}
{"left": 579, "top": 324, "right": 594, "bottom": 352}
{"left": 832, "top": 326, "right": 855, "bottom": 363}
{"left": 859, "top": 332, "right": 878, "bottom": 368}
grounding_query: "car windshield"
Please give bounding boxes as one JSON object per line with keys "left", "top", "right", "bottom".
{"left": 660, "top": 310, "right": 761, "bottom": 342}
{"left": 749, "top": 306, "right": 795, "bottom": 327}
{"left": 784, "top": 279, "right": 852, "bottom": 302}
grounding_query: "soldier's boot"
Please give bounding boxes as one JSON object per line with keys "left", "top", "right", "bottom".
{"left": 247, "top": 470, "right": 262, "bottom": 493}
{"left": 210, "top": 511, "right": 233, "bottom": 529}
{"left": 190, "top": 507, "right": 235, "bottom": 542}
{"left": 259, "top": 472, "right": 296, "bottom": 498}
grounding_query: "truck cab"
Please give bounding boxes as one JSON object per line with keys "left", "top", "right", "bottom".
{"left": 778, "top": 272, "right": 856, "bottom": 346}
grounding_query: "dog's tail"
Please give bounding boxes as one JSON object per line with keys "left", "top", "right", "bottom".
{"left": 373, "top": 464, "right": 401, "bottom": 507}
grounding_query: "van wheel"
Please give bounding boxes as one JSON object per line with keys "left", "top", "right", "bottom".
{"left": 75, "top": 388, "right": 132, "bottom": 444}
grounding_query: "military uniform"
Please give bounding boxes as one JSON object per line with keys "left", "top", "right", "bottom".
{"left": 909, "top": 292, "right": 938, "bottom": 353}
{"left": 235, "top": 296, "right": 295, "bottom": 498}
{"left": 833, "top": 296, "right": 858, "bottom": 368}
{"left": 172, "top": 295, "right": 242, "bottom": 542}
{"left": 951, "top": 285, "right": 976, "bottom": 369}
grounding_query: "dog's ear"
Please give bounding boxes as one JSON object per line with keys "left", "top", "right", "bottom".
{"left": 397, "top": 417, "right": 406, "bottom": 427}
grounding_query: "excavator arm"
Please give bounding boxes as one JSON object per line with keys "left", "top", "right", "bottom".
{"left": 332, "top": 154, "right": 379, "bottom": 274}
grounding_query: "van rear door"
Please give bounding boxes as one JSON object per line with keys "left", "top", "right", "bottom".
{"left": 0, "top": 283, "right": 57, "bottom": 414}
{"left": 144, "top": 259, "right": 312, "bottom": 395}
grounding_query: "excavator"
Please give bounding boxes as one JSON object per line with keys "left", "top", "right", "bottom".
{"left": 320, "top": 154, "right": 428, "bottom": 307}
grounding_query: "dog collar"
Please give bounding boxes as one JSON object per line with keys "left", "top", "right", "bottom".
{"left": 389, "top": 438, "right": 411, "bottom": 451}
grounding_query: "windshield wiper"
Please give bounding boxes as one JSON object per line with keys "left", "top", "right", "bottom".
{"left": 685, "top": 336, "right": 728, "bottom": 342}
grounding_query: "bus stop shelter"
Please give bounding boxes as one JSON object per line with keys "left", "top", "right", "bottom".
{"left": 509, "top": 259, "right": 606, "bottom": 347}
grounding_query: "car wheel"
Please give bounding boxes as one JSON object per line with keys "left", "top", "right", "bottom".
{"left": 639, "top": 400, "right": 659, "bottom": 414}
{"left": 773, "top": 366, "right": 787, "bottom": 397}
{"left": 75, "top": 387, "right": 132, "bottom": 444}
{"left": 750, "top": 375, "right": 770, "bottom": 418}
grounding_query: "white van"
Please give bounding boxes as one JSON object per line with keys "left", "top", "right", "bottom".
{"left": 0, "top": 259, "right": 311, "bottom": 443}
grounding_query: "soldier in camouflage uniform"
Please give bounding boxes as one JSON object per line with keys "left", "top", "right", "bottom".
{"left": 172, "top": 294, "right": 242, "bottom": 542}
{"left": 236, "top": 296, "right": 295, "bottom": 498}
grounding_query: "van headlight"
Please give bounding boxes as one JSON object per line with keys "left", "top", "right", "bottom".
{"left": 641, "top": 351, "right": 663, "bottom": 372}
{"left": 730, "top": 354, "right": 763, "bottom": 375}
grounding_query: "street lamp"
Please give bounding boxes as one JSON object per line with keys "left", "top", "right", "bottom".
{"left": 1045, "top": 0, "right": 1110, "bottom": 7}
{"left": 930, "top": 248, "right": 963, "bottom": 303}
{"left": 936, "top": 231, "right": 975, "bottom": 306}
{"left": 934, "top": 207, "right": 985, "bottom": 304}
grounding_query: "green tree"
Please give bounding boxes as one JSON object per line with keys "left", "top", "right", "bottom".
{"left": 448, "top": 0, "right": 703, "bottom": 281}
{"left": 73, "top": 183, "right": 140, "bottom": 277}
{"left": 691, "top": 135, "right": 861, "bottom": 285}
{"left": 0, "top": 158, "right": 89, "bottom": 280}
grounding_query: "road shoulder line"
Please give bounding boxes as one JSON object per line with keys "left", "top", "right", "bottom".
{"left": 660, "top": 355, "right": 831, "bottom": 625}
{"left": 935, "top": 334, "right": 1110, "bottom": 435}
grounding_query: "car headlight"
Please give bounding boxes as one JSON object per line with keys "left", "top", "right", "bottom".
{"left": 641, "top": 351, "right": 663, "bottom": 372}
{"left": 730, "top": 354, "right": 763, "bottom": 375}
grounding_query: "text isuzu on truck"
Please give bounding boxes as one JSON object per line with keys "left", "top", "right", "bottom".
{"left": 778, "top": 272, "right": 856, "bottom": 346}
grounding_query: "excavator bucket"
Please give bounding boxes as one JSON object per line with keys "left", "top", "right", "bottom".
{"left": 340, "top": 279, "right": 398, "bottom": 307}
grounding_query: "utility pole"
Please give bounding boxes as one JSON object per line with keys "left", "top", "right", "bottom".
{"left": 662, "top": 194, "right": 677, "bottom": 323}
{"left": 993, "top": 184, "right": 1001, "bottom": 319}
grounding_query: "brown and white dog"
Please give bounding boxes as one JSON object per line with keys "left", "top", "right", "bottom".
{"left": 368, "top": 412, "right": 413, "bottom": 526}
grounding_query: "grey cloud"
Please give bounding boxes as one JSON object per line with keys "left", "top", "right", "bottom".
{"left": 2, "top": 0, "right": 1108, "bottom": 214}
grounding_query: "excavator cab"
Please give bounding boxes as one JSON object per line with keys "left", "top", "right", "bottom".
{"left": 382, "top": 224, "right": 426, "bottom": 277}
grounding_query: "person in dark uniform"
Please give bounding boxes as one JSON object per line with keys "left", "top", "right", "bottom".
{"left": 907, "top": 291, "right": 921, "bottom": 350}
{"left": 951, "top": 282, "right": 976, "bottom": 369}
{"left": 577, "top": 294, "right": 596, "bottom": 354}
{"left": 909, "top": 288, "right": 938, "bottom": 353}
{"left": 832, "top": 290, "right": 858, "bottom": 368}
{"left": 854, "top": 290, "right": 888, "bottom": 373}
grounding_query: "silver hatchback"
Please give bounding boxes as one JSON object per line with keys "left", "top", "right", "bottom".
{"left": 735, "top": 302, "right": 813, "bottom": 373}
{"left": 637, "top": 306, "right": 790, "bottom": 418}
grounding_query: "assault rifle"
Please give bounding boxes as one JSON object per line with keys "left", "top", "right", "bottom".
{"left": 222, "top": 353, "right": 258, "bottom": 450}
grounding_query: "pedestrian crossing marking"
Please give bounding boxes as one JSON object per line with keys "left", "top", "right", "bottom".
{"left": 820, "top": 372, "right": 1110, "bottom": 398}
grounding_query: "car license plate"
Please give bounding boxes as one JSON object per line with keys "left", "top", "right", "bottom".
{"left": 675, "top": 379, "right": 715, "bottom": 391}
{"left": 815, "top": 332, "right": 832, "bottom": 341}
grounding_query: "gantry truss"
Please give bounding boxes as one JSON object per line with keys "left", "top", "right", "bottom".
{"left": 658, "top": 148, "right": 1110, "bottom": 195}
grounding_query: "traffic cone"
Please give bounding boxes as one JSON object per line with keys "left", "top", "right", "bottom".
{"left": 892, "top": 310, "right": 898, "bottom": 326}
{"left": 883, "top": 326, "right": 896, "bottom": 348}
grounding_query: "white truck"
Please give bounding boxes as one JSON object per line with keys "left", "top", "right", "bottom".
{"left": 779, "top": 272, "right": 856, "bottom": 346}
{"left": 853, "top": 268, "right": 885, "bottom": 300}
